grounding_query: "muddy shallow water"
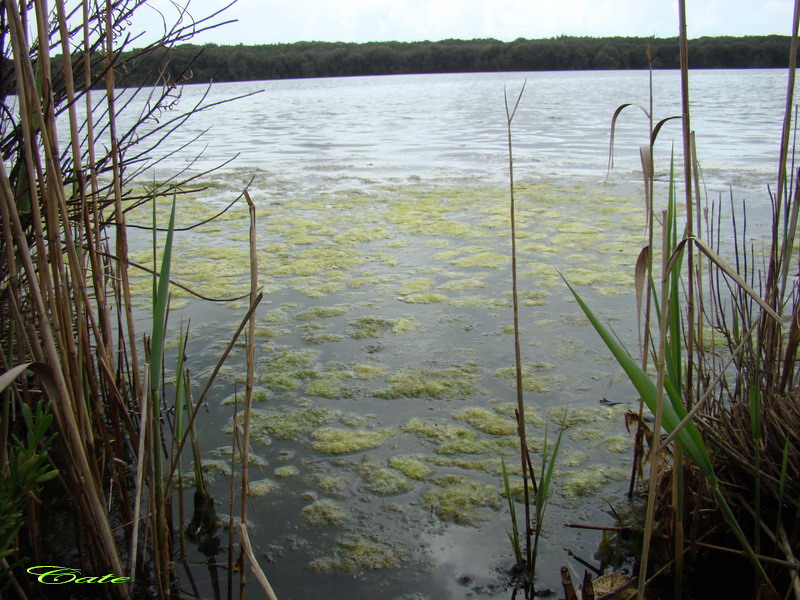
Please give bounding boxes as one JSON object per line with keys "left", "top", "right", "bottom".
{"left": 123, "top": 178, "right": 647, "bottom": 599}
{"left": 116, "top": 70, "right": 789, "bottom": 599}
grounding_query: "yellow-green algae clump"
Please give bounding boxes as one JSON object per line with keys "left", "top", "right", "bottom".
{"left": 388, "top": 455, "right": 434, "bottom": 480}
{"left": 363, "top": 468, "right": 413, "bottom": 495}
{"left": 493, "top": 365, "right": 564, "bottom": 393}
{"left": 250, "top": 404, "right": 340, "bottom": 441}
{"left": 311, "top": 427, "right": 395, "bottom": 454}
{"left": 374, "top": 363, "right": 480, "bottom": 400}
{"left": 307, "top": 534, "right": 409, "bottom": 574}
{"left": 421, "top": 474, "right": 500, "bottom": 524}
{"left": 453, "top": 406, "right": 517, "bottom": 436}
{"left": 348, "top": 316, "right": 419, "bottom": 339}
{"left": 301, "top": 499, "right": 347, "bottom": 527}
{"left": 561, "top": 466, "right": 627, "bottom": 499}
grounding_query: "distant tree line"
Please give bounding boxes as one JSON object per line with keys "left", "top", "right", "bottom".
{"left": 31, "top": 35, "right": 800, "bottom": 90}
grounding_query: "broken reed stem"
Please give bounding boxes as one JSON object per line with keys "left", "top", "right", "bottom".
{"left": 636, "top": 211, "right": 672, "bottom": 600}
{"left": 239, "top": 189, "right": 259, "bottom": 600}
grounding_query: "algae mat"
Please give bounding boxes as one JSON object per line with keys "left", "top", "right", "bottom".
{"left": 127, "top": 179, "right": 643, "bottom": 599}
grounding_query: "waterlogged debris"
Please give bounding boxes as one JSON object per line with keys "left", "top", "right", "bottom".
{"left": 248, "top": 478, "right": 279, "bottom": 497}
{"left": 311, "top": 427, "right": 395, "bottom": 454}
{"left": 453, "top": 407, "right": 517, "bottom": 436}
{"left": 348, "top": 316, "right": 419, "bottom": 339}
{"left": 307, "top": 533, "right": 409, "bottom": 574}
{"left": 301, "top": 499, "right": 347, "bottom": 527}
{"left": 421, "top": 474, "right": 500, "bottom": 524}
{"left": 250, "top": 405, "right": 341, "bottom": 441}
{"left": 375, "top": 363, "right": 481, "bottom": 400}
{"left": 388, "top": 456, "right": 434, "bottom": 480}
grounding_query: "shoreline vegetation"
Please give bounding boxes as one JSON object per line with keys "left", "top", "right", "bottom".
{"left": 2, "top": 35, "right": 797, "bottom": 94}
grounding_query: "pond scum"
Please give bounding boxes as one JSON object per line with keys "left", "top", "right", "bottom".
{"left": 3, "top": 2, "right": 798, "bottom": 600}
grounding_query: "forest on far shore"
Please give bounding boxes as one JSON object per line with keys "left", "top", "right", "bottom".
{"left": 116, "top": 35, "right": 795, "bottom": 86}
{"left": 18, "top": 34, "right": 797, "bottom": 92}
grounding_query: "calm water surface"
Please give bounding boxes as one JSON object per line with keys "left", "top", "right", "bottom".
{"left": 114, "top": 70, "right": 792, "bottom": 600}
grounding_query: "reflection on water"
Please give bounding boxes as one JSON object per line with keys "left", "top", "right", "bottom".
{"left": 116, "top": 70, "right": 791, "bottom": 599}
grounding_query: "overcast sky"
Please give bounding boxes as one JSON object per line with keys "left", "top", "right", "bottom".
{"left": 127, "top": 0, "right": 795, "bottom": 47}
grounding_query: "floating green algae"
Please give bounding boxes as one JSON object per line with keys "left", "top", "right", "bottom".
{"left": 270, "top": 246, "right": 367, "bottom": 277}
{"left": 307, "top": 533, "right": 409, "bottom": 574}
{"left": 549, "top": 405, "right": 626, "bottom": 427}
{"left": 247, "top": 478, "right": 279, "bottom": 497}
{"left": 311, "top": 427, "right": 395, "bottom": 455}
{"left": 421, "top": 474, "right": 500, "bottom": 525}
{"left": 352, "top": 364, "right": 387, "bottom": 380}
{"left": 210, "top": 446, "right": 267, "bottom": 467}
{"left": 347, "top": 274, "right": 395, "bottom": 289}
{"left": 258, "top": 348, "right": 321, "bottom": 391}
{"left": 401, "top": 417, "right": 515, "bottom": 456}
{"left": 301, "top": 499, "right": 347, "bottom": 527}
{"left": 305, "top": 363, "right": 356, "bottom": 398}
{"left": 453, "top": 407, "right": 517, "bottom": 436}
{"left": 561, "top": 466, "right": 627, "bottom": 499}
{"left": 397, "top": 277, "right": 435, "bottom": 295}
{"left": 362, "top": 467, "right": 414, "bottom": 495}
{"left": 448, "top": 296, "right": 509, "bottom": 309}
{"left": 221, "top": 387, "right": 270, "bottom": 406}
{"left": 250, "top": 405, "right": 341, "bottom": 441}
{"left": 348, "top": 316, "right": 419, "bottom": 339}
{"left": 316, "top": 474, "right": 348, "bottom": 494}
{"left": 295, "top": 306, "right": 349, "bottom": 321}
{"left": 449, "top": 251, "right": 507, "bottom": 269}
{"left": 493, "top": 402, "right": 545, "bottom": 427}
{"left": 274, "top": 466, "right": 300, "bottom": 478}
{"left": 388, "top": 456, "right": 434, "bottom": 480}
{"left": 374, "top": 363, "right": 480, "bottom": 400}
{"left": 604, "top": 435, "right": 630, "bottom": 453}
{"left": 400, "top": 292, "right": 448, "bottom": 304}
{"left": 302, "top": 332, "right": 346, "bottom": 345}
{"left": 401, "top": 417, "right": 475, "bottom": 442}
{"left": 493, "top": 365, "right": 565, "bottom": 394}
{"left": 333, "top": 226, "right": 390, "bottom": 244}
{"left": 437, "top": 277, "right": 487, "bottom": 291}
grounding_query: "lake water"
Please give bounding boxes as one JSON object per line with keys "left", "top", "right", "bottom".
{"left": 115, "top": 69, "right": 792, "bottom": 599}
